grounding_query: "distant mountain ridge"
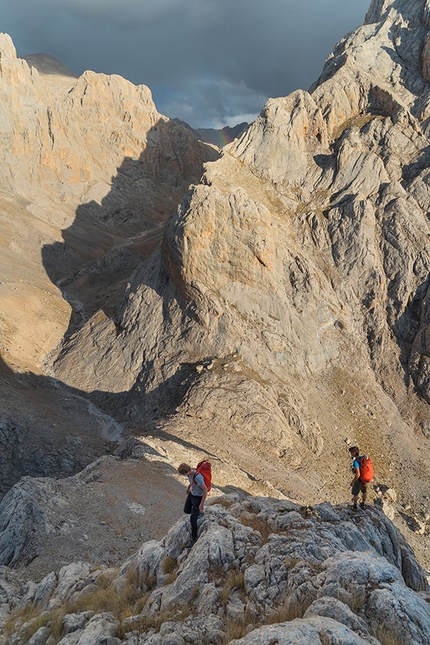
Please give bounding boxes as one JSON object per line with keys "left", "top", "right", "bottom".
{"left": 21, "top": 52, "right": 79, "bottom": 79}
{"left": 194, "top": 121, "right": 250, "bottom": 147}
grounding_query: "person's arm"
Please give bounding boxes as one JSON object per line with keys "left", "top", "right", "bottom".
{"left": 350, "top": 463, "right": 360, "bottom": 486}
{"left": 185, "top": 470, "right": 193, "bottom": 494}
{"left": 199, "top": 483, "right": 208, "bottom": 512}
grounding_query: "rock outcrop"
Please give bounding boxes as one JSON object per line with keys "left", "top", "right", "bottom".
{"left": 2, "top": 495, "right": 429, "bottom": 645}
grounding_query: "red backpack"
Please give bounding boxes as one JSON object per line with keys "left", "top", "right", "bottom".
{"left": 194, "top": 460, "right": 212, "bottom": 491}
{"left": 359, "top": 455, "right": 374, "bottom": 483}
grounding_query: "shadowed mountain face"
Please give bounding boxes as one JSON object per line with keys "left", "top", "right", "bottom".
{"left": 0, "top": 32, "right": 218, "bottom": 494}
{"left": 0, "top": 32, "right": 218, "bottom": 375}
{"left": 1, "top": 0, "right": 430, "bottom": 582}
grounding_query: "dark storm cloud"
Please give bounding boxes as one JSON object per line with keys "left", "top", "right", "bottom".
{"left": 2, "top": 0, "right": 371, "bottom": 127}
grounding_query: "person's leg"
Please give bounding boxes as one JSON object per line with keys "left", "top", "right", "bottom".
{"left": 190, "top": 494, "right": 201, "bottom": 540}
{"left": 351, "top": 480, "right": 360, "bottom": 509}
{"left": 361, "top": 484, "right": 367, "bottom": 508}
{"left": 184, "top": 493, "right": 192, "bottom": 514}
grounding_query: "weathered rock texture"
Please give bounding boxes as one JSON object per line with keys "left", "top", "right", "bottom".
{"left": 0, "top": 34, "right": 212, "bottom": 213}
{"left": 2, "top": 495, "right": 430, "bottom": 645}
{"left": 3, "top": 3, "right": 430, "bottom": 639}
{"left": 0, "top": 455, "right": 187, "bottom": 577}
{"left": 43, "top": 0, "right": 430, "bottom": 544}
{"left": 0, "top": 33, "right": 217, "bottom": 491}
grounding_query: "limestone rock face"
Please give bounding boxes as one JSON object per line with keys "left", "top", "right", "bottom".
{"left": 45, "top": 0, "right": 430, "bottom": 531}
{"left": 0, "top": 31, "right": 217, "bottom": 372}
{"left": 0, "top": 31, "right": 217, "bottom": 493}
{"left": 233, "top": 90, "right": 328, "bottom": 185}
{"left": 0, "top": 33, "right": 210, "bottom": 208}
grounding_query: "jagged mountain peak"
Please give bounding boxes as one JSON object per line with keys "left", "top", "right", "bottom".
{"left": 1, "top": 4, "right": 430, "bottom": 642}
{"left": 21, "top": 52, "right": 79, "bottom": 80}
{"left": 42, "top": 0, "right": 430, "bottom": 552}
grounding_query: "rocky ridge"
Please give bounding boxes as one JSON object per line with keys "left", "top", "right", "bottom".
{"left": 1, "top": 495, "right": 430, "bottom": 645}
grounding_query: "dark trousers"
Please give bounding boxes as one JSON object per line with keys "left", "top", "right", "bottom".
{"left": 184, "top": 493, "right": 202, "bottom": 540}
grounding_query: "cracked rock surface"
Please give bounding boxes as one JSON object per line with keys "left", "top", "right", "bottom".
{"left": 2, "top": 495, "right": 429, "bottom": 645}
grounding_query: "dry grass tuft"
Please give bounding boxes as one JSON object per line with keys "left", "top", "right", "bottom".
{"left": 225, "top": 619, "right": 248, "bottom": 641}
{"left": 239, "top": 512, "right": 278, "bottom": 543}
{"left": 284, "top": 557, "right": 301, "bottom": 570}
{"left": 220, "top": 569, "right": 245, "bottom": 607}
{"left": 118, "top": 604, "right": 192, "bottom": 639}
{"left": 95, "top": 569, "right": 118, "bottom": 589}
{"left": 20, "top": 613, "right": 52, "bottom": 642}
{"left": 266, "top": 594, "right": 312, "bottom": 625}
{"left": 162, "top": 556, "right": 179, "bottom": 583}
{"left": 49, "top": 613, "right": 65, "bottom": 642}
{"left": 3, "top": 604, "right": 40, "bottom": 641}
{"left": 228, "top": 570, "right": 245, "bottom": 591}
{"left": 5, "top": 568, "right": 148, "bottom": 645}
{"left": 162, "top": 556, "right": 177, "bottom": 575}
{"left": 225, "top": 609, "right": 259, "bottom": 642}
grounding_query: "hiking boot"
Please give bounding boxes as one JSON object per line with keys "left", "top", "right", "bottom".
{"left": 185, "top": 537, "right": 196, "bottom": 549}
{"left": 350, "top": 504, "right": 358, "bottom": 511}
{"left": 360, "top": 502, "right": 366, "bottom": 510}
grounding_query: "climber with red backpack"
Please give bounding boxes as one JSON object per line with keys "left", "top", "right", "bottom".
{"left": 178, "top": 460, "right": 212, "bottom": 548}
{"left": 349, "top": 446, "right": 374, "bottom": 511}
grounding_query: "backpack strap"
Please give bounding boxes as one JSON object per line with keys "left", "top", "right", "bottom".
{"left": 192, "top": 468, "right": 202, "bottom": 484}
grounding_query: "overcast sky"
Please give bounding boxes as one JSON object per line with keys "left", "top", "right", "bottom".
{"left": 2, "top": 0, "right": 371, "bottom": 128}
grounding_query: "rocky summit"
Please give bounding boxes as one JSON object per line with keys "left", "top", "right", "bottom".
{"left": 2, "top": 495, "right": 430, "bottom": 645}
{"left": 2, "top": 0, "right": 430, "bottom": 642}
